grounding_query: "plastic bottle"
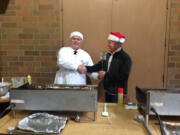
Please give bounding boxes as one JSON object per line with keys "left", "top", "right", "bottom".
{"left": 118, "top": 88, "right": 124, "bottom": 106}
{"left": 27, "top": 75, "right": 32, "bottom": 85}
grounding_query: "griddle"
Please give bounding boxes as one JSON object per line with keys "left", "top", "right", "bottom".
{"left": 136, "top": 86, "right": 180, "bottom": 135}
{"left": 10, "top": 84, "right": 98, "bottom": 121}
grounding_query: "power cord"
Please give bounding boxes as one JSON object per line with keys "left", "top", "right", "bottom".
{"left": 0, "top": 103, "right": 15, "bottom": 118}
{"left": 151, "top": 107, "right": 164, "bottom": 135}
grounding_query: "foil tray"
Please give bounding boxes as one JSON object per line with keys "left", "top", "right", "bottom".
{"left": 163, "top": 121, "right": 180, "bottom": 135}
{"left": 18, "top": 113, "right": 67, "bottom": 134}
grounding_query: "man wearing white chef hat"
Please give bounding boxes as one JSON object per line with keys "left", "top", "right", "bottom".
{"left": 54, "top": 31, "right": 98, "bottom": 85}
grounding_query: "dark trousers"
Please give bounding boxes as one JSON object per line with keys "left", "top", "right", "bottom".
{"left": 105, "top": 92, "right": 127, "bottom": 103}
{"left": 105, "top": 92, "right": 118, "bottom": 103}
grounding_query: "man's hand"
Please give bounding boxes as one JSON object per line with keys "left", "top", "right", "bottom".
{"left": 77, "top": 65, "right": 87, "bottom": 74}
{"left": 98, "top": 71, "right": 106, "bottom": 80}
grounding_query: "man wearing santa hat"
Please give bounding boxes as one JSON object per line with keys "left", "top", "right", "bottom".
{"left": 54, "top": 31, "right": 98, "bottom": 85}
{"left": 84, "top": 32, "right": 132, "bottom": 103}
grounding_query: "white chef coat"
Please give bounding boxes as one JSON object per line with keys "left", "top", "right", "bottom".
{"left": 54, "top": 47, "right": 98, "bottom": 85}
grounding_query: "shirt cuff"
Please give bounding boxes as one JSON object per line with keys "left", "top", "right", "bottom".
{"left": 74, "top": 64, "right": 79, "bottom": 71}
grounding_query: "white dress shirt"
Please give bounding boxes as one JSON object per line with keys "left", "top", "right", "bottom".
{"left": 54, "top": 47, "right": 98, "bottom": 85}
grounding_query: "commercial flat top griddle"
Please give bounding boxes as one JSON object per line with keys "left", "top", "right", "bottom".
{"left": 136, "top": 86, "right": 180, "bottom": 135}
{"left": 10, "top": 84, "right": 98, "bottom": 120}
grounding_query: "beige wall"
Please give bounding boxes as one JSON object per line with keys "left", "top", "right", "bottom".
{"left": 62, "top": 0, "right": 166, "bottom": 103}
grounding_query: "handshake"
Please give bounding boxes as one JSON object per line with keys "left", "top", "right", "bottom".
{"left": 77, "top": 65, "right": 87, "bottom": 74}
{"left": 77, "top": 65, "right": 106, "bottom": 80}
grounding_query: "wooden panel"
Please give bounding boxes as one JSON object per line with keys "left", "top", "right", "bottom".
{"left": 111, "top": 0, "right": 166, "bottom": 102}
{"left": 61, "top": 0, "right": 167, "bottom": 102}
{"left": 61, "top": 0, "right": 111, "bottom": 62}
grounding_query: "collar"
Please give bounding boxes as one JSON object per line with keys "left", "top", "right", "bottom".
{"left": 70, "top": 47, "right": 80, "bottom": 53}
{"left": 110, "top": 47, "right": 122, "bottom": 55}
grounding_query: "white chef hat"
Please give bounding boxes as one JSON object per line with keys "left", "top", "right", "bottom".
{"left": 69, "top": 31, "right": 83, "bottom": 40}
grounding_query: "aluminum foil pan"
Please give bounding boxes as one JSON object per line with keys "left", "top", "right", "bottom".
{"left": 18, "top": 113, "right": 67, "bottom": 134}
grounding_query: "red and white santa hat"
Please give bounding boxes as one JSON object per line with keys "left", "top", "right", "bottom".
{"left": 107, "top": 32, "right": 126, "bottom": 44}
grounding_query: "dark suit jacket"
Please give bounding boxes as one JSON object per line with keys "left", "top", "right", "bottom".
{"left": 86, "top": 49, "right": 132, "bottom": 95}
